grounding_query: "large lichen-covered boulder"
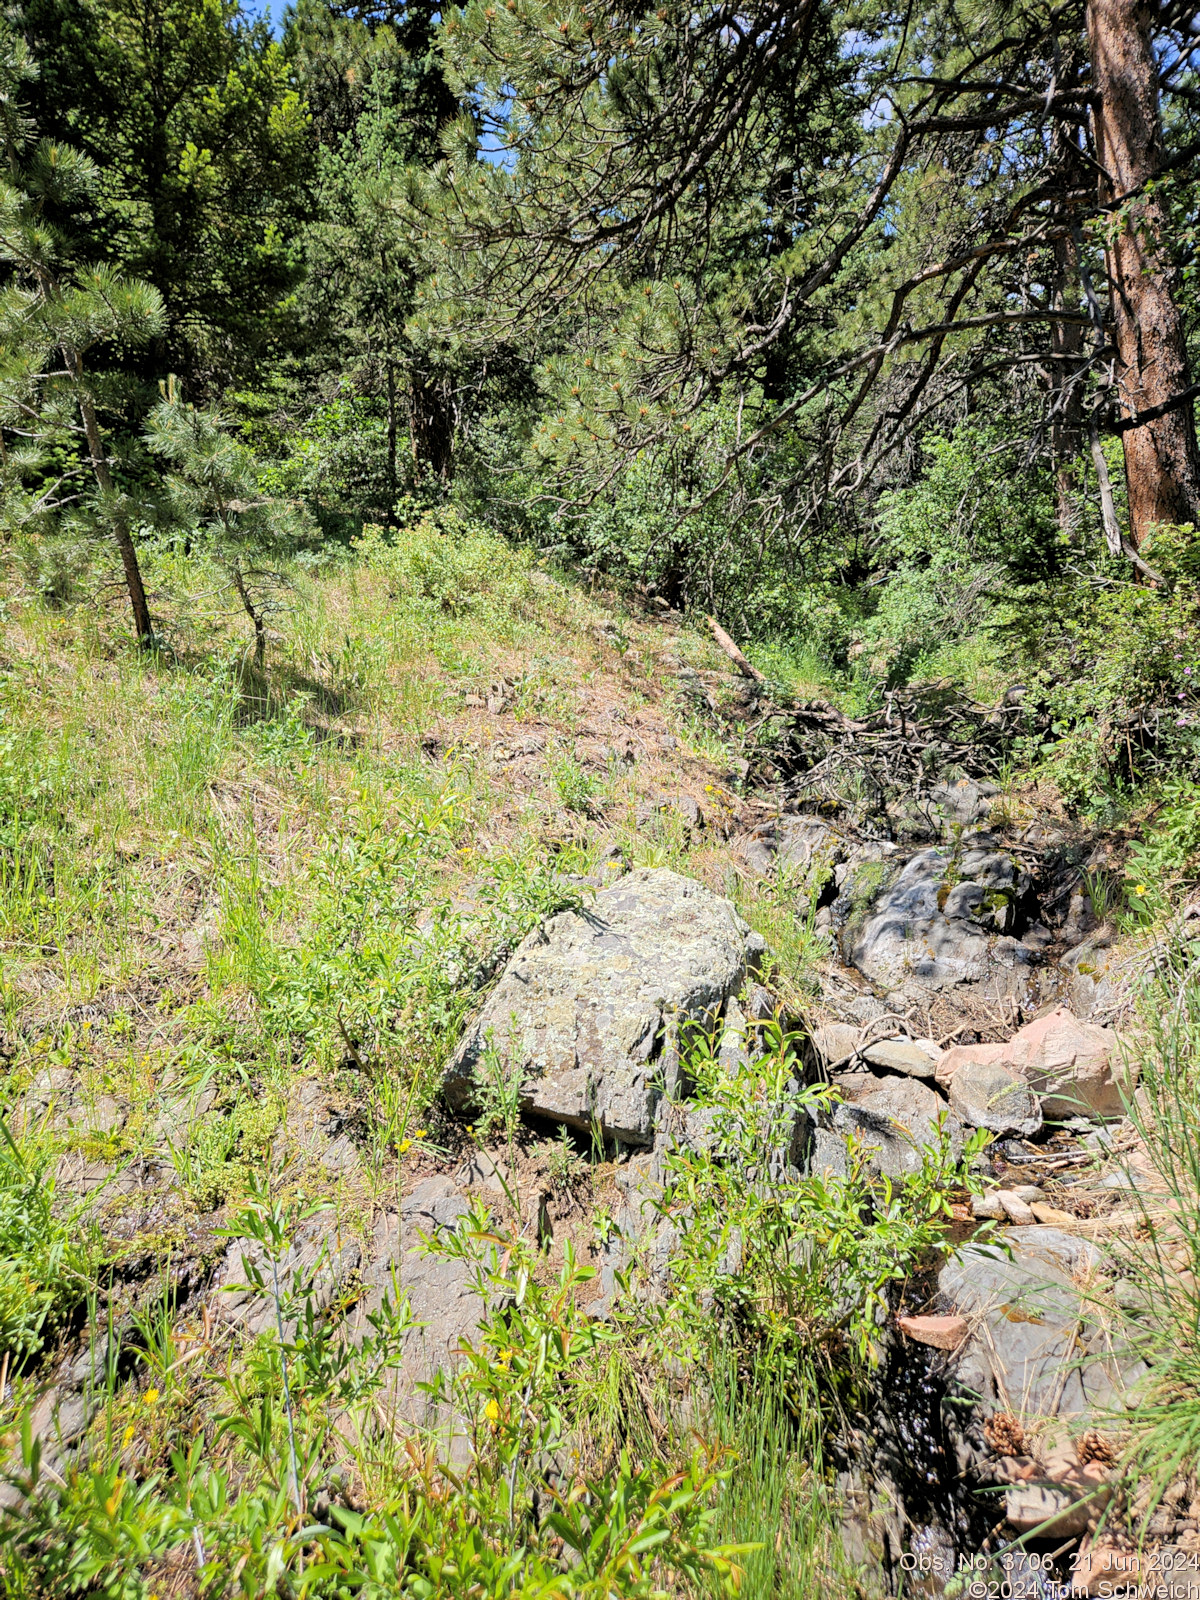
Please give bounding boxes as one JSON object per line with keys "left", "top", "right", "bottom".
{"left": 443, "top": 868, "right": 764, "bottom": 1145}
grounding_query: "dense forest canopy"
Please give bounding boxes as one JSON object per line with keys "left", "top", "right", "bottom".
{"left": 2, "top": 0, "right": 1199, "bottom": 797}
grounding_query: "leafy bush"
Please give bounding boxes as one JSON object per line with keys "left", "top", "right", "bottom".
{"left": 354, "top": 510, "right": 537, "bottom": 625}
{"left": 1012, "top": 571, "right": 1200, "bottom": 810}
{"left": 1124, "top": 781, "right": 1200, "bottom": 920}
{"left": 262, "top": 799, "right": 582, "bottom": 1093}
{"left": 855, "top": 424, "right": 1059, "bottom": 689}
{"left": 646, "top": 1025, "right": 986, "bottom": 1380}
{"left": 0, "top": 1185, "right": 747, "bottom": 1598}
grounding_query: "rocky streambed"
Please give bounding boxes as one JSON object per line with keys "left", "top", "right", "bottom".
{"left": 10, "top": 781, "right": 1199, "bottom": 1595}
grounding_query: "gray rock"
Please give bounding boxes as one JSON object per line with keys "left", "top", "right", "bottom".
{"left": 1061, "top": 936, "right": 1122, "bottom": 1021}
{"left": 718, "top": 997, "right": 754, "bottom": 1075}
{"left": 665, "top": 795, "right": 703, "bottom": 833}
{"left": 929, "top": 778, "right": 998, "bottom": 828}
{"left": 812, "top": 1022, "right": 861, "bottom": 1068}
{"left": 737, "top": 835, "right": 778, "bottom": 877}
{"left": 846, "top": 847, "right": 1038, "bottom": 997}
{"left": 1004, "top": 1483, "right": 1092, "bottom": 1536}
{"left": 948, "top": 1059, "right": 1043, "bottom": 1136}
{"left": 1063, "top": 888, "right": 1098, "bottom": 948}
{"left": 334, "top": 1171, "right": 492, "bottom": 1459}
{"left": 1002, "top": 1226, "right": 1101, "bottom": 1279}
{"left": 444, "top": 869, "right": 763, "bottom": 1145}
{"left": 215, "top": 1222, "right": 363, "bottom": 1340}
{"left": 454, "top": 1146, "right": 511, "bottom": 1196}
{"left": 942, "top": 881, "right": 988, "bottom": 922}
{"left": 355, "top": 1179, "right": 487, "bottom": 1446}
{"left": 971, "top": 1192, "right": 1006, "bottom": 1220}
{"left": 940, "top": 1236, "right": 1132, "bottom": 1420}
{"left": 831, "top": 1079, "right": 962, "bottom": 1181}
{"left": 860, "top": 1038, "right": 940, "bottom": 1078}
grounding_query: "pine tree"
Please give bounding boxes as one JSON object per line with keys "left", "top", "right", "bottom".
{"left": 20, "top": 0, "right": 313, "bottom": 395}
{"left": 0, "top": 17, "right": 165, "bottom": 643}
{"left": 144, "top": 391, "right": 318, "bottom": 667}
{"left": 415, "top": 0, "right": 1199, "bottom": 563}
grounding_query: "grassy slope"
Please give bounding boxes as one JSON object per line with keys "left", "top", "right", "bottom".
{"left": 0, "top": 525, "right": 848, "bottom": 1596}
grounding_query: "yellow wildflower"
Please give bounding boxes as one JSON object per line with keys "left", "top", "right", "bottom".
{"left": 398, "top": 1138, "right": 412, "bottom": 1154}
{"left": 122, "top": 1425, "right": 135, "bottom": 1447}
{"left": 144, "top": 1388, "right": 159, "bottom": 1407}
{"left": 415, "top": 1129, "right": 428, "bottom": 1140}
{"left": 1133, "top": 885, "right": 1147, "bottom": 897}
{"left": 484, "top": 1399, "right": 501, "bottom": 1424}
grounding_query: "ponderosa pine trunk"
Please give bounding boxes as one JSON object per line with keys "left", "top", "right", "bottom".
{"left": 1087, "top": 0, "right": 1200, "bottom": 544}
{"left": 410, "top": 370, "right": 454, "bottom": 481}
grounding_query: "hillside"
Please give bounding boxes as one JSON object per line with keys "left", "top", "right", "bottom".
{"left": 0, "top": 528, "right": 1197, "bottom": 1596}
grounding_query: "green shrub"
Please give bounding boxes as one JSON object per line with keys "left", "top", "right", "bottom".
{"left": 646, "top": 1024, "right": 987, "bottom": 1381}
{"left": 1124, "top": 781, "right": 1200, "bottom": 921}
{"left": 354, "top": 510, "right": 537, "bottom": 624}
{"left": 853, "top": 423, "right": 1059, "bottom": 689}
{"left": 1013, "top": 574, "right": 1200, "bottom": 811}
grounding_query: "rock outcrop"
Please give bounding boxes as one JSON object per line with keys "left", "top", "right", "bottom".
{"left": 845, "top": 844, "right": 1044, "bottom": 999}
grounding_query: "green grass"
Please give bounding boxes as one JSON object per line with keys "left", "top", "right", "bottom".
{"left": 0, "top": 524, "right": 872, "bottom": 1596}
{"left": 1106, "top": 945, "right": 1200, "bottom": 1530}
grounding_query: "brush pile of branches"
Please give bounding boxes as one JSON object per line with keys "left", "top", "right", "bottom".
{"left": 745, "top": 683, "right": 1026, "bottom": 813}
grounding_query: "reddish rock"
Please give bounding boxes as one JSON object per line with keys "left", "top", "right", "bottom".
{"left": 935, "top": 1040, "right": 1019, "bottom": 1088}
{"left": 896, "top": 1313, "right": 968, "bottom": 1350}
{"left": 935, "top": 1006, "right": 1137, "bottom": 1119}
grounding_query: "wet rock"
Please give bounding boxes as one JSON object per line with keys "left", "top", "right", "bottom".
{"left": 830, "top": 1079, "right": 962, "bottom": 1181}
{"left": 444, "top": 868, "right": 764, "bottom": 1145}
{"left": 947, "top": 1060, "right": 1042, "bottom": 1137}
{"left": 846, "top": 846, "right": 1038, "bottom": 997}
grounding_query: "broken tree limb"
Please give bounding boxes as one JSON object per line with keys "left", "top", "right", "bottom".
{"left": 1089, "top": 422, "right": 1169, "bottom": 584}
{"left": 1089, "top": 419, "right": 1124, "bottom": 558}
{"left": 707, "top": 615, "right": 767, "bottom": 682}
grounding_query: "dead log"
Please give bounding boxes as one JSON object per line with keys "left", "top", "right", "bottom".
{"left": 707, "top": 615, "right": 767, "bottom": 683}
